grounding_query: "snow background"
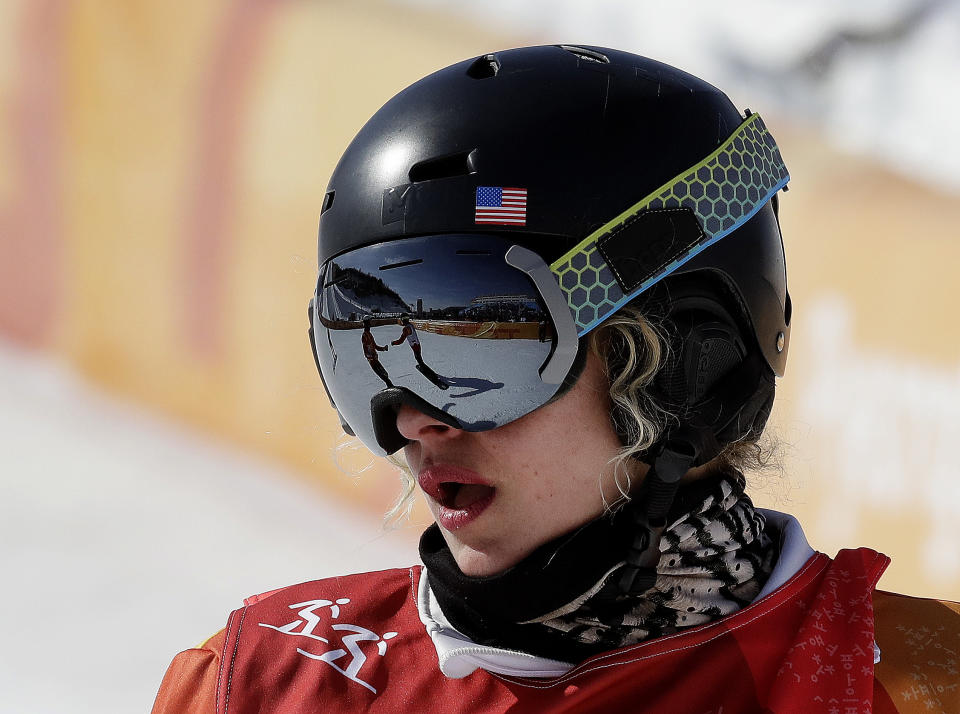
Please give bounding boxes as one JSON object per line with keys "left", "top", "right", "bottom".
{"left": 397, "top": 0, "right": 960, "bottom": 194}
{"left": 0, "top": 340, "right": 414, "bottom": 714}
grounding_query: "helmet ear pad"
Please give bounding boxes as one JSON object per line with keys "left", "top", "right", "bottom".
{"left": 636, "top": 276, "right": 776, "bottom": 467}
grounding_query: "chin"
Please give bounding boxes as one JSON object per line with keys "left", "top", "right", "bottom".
{"left": 450, "top": 542, "right": 521, "bottom": 578}
{"left": 457, "top": 558, "right": 503, "bottom": 578}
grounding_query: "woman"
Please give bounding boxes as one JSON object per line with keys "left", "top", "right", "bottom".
{"left": 391, "top": 316, "right": 448, "bottom": 389}
{"left": 153, "top": 45, "right": 958, "bottom": 713}
{"left": 361, "top": 318, "right": 393, "bottom": 388}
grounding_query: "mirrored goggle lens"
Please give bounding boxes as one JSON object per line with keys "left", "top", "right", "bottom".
{"left": 313, "top": 234, "right": 571, "bottom": 455}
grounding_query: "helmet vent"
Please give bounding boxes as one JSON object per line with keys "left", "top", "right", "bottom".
{"left": 408, "top": 149, "right": 478, "bottom": 183}
{"left": 467, "top": 54, "right": 500, "bottom": 79}
{"left": 321, "top": 191, "right": 335, "bottom": 214}
{"left": 558, "top": 45, "right": 609, "bottom": 64}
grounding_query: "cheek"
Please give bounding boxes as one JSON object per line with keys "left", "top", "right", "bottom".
{"left": 506, "top": 438, "right": 605, "bottom": 503}
{"left": 402, "top": 444, "right": 421, "bottom": 472}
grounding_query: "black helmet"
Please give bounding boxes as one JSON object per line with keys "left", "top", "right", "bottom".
{"left": 318, "top": 44, "right": 789, "bottom": 372}
{"left": 314, "top": 45, "right": 790, "bottom": 465}
{"left": 312, "top": 45, "right": 791, "bottom": 587}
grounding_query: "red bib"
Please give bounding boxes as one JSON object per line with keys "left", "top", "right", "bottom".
{"left": 216, "top": 548, "right": 889, "bottom": 713}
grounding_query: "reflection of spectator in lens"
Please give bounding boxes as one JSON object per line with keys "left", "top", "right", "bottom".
{"left": 392, "top": 316, "right": 448, "bottom": 390}
{"left": 361, "top": 319, "right": 393, "bottom": 388}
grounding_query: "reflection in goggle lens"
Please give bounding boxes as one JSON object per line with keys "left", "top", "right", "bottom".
{"left": 313, "top": 235, "right": 563, "bottom": 454}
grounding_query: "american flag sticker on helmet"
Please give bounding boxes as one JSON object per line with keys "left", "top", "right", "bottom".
{"left": 475, "top": 186, "right": 527, "bottom": 225}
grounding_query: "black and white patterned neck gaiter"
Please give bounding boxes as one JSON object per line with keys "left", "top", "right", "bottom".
{"left": 420, "top": 473, "right": 775, "bottom": 664}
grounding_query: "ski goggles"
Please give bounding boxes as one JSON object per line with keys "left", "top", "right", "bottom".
{"left": 309, "top": 234, "right": 580, "bottom": 456}
{"left": 310, "top": 113, "right": 789, "bottom": 455}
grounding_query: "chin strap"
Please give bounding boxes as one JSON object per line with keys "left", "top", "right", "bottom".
{"left": 617, "top": 434, "right": 699, "bottom": 594}
{"left": 616, "top": 349, "right": 774, "bottom": 596}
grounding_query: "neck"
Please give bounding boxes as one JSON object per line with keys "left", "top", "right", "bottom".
{"left": 420, "top": 472, "right": 774, "bottom": 663}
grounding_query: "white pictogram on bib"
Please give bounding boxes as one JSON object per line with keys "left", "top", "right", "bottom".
{"left": 259, "top": 598, "right": 398, "bottom": 693}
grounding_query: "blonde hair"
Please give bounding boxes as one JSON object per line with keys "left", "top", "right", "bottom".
{"left": 381, "top": 301, "right": 774, "bottom": 526}
{"left": 587, "top": 302, "right": 671, "bottom": 506}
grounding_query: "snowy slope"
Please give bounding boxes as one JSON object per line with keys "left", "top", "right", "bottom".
{"left": 0, "top": 340, "right": 415, "bottom": 714}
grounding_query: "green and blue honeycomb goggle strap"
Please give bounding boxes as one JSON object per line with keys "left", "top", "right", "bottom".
{"left": 550, "top": 113, "right": 790, "bottom": 336}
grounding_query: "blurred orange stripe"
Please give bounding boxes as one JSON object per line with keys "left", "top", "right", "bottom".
{"left": 0, "top": 0, "right": 66, "bottom": 347}
{"left": 180, "top": 0, "right": 281, "bottom": 359}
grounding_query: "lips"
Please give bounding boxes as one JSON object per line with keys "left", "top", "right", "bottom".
{"left": 417, "top": 464, "right": 496, "bottom": 530}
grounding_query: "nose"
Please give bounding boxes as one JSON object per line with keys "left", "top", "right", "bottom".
{"left": 395, "top": 404, "right": 461, "bottom": 444}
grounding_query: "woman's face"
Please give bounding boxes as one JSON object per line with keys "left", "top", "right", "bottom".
{"left": 397, "top": 350, "right": 638, "bottom": 577}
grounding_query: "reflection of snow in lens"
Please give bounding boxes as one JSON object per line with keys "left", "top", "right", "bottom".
{"left": 317, "top": 235, "right": 562, "bottom": 451}
{"left": 328, "top": 325, "right": 557, "bottom": 443}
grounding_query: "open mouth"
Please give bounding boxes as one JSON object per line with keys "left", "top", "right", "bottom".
{"left": 417, "top": 464, "right": 497, "bottom": 529}
{"left": 436, "top": 482, "right": 496, "bottom": 510}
